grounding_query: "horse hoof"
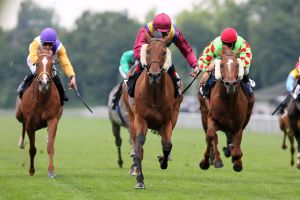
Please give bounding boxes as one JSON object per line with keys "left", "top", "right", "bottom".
{"left": 233, "top": 164, "right": 243, "bottom": 172}
{"left": 214, "top": 160, "right": 224, "bottom": 168}
{"left": 18, "top": 138, "right": 25, "bottom": 149}
{"left": 29, "top": 170, "right": 35, "bottom": 176}
{"left": 281, "top": 145, "right": 287, "bottom": 150}
{"left": 129, "top": 167, "right": 138, "bottom": 176}
{"left": 135, "top": 182, "right": 145, "bottom": 189}
{"left": 48, "top": 172, "right": 56, "bottom": 178}
{"left": 158, "top": 156, "right": 168, "bottom": 169}
{"left": 291, "top": 161, "right": 294, "bottom": 166}
{"left": 199, "top": 160, "right": 210, "bottom": 170}
{"left": 296, "top": 163, "right": 300, "bottom": 169}
{"left": 223, "top": 147, "right": 231, "bottom": 158}
{"left": 118, "top": 160, "right": 123, "bottom": 168}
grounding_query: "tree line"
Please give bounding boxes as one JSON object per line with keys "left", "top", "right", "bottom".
{"left": 1, "top": 0, "right": 300, "bottom": 108}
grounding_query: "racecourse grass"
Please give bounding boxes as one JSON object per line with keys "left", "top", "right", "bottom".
{"left": 1, "top": 115, "right": 300, "bottom": 200}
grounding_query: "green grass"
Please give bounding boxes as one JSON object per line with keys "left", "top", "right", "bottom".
{"left": 1, "top": 115, "right": 300, "bottom": 200}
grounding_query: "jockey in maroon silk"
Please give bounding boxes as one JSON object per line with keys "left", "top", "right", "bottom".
{"left": 125, "top": 13, "right": 198, "bottom": 98}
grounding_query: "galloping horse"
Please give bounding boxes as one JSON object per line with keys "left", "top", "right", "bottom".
{"left": 198, "top": 45, "right": 254, "bottom": 172}
{"left": 16, "top": 49, "right": 62, "bottom": 177}
{"left": 123, "top": 32, "right": 183, "bottom": 189}
{"left": 278, "top": 109, "right": 295, "bottom": 166}
{"left": 108, "top": 85, "right": 134, "bottom": 168}
{"left": 287, "top": 91, "right": 300, "bottom": 169}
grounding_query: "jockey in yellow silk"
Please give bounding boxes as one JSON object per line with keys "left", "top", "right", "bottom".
{"left": 17, "top": 27, "right": 77, "bottom": 106}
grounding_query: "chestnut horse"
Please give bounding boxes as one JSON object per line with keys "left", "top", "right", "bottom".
{"left": 278, "top": 109, "right": 295, "bottom": 166}
{"left": 108, "top": 84, "right": 134, "bottom": 168}
{"left": 123, "top": 33, "right": 183, "bottom": 189}
{"left": 287, "top": 91, "right": 300, "bottom": 169}
{"left": 16, "top": 49, "right": 62, "bottom": 177}
{"left": 198, "top": 45, "right": 254, "bottom": 172}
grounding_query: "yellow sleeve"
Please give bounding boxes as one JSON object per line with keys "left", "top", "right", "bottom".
{"left": 291, "top": 68, "right": 299, "bottom": 79}
{"left": 29, "top": 40, "right": 40, "bottom": 64}
{"left": 57, "top": 45, "right": 75, "bottom": 78}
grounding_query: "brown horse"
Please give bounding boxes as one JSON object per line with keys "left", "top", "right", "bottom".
{"left": 198, "top": 45, "right": 255, "bottom": 172}
{"left": 278, "top": 109, "right": 295, "bottom": 166}
{"left": 287, "top": 92, "right": 300, "bottom": 169}
{"left": 123, "top": 33, "right": 183, "bottom": 189}
{"left": 16, "top": 49, "right": 62, "bottom": 177}
{"left": 108, "top": 84, "right": 134, "bottom": 168}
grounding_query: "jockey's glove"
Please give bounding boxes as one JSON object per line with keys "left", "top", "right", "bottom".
{"left": 190, "top": 67, "right": 202, "bottom": 77}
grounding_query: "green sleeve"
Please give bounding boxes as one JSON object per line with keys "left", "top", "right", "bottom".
{"left": 120, "top": 50, "right": 133, "bottom": 74}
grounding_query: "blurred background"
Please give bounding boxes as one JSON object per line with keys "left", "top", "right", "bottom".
{"left": 0, "top": 0, "right": 299, "bottom": 115}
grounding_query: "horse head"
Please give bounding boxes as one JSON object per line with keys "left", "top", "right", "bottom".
{"left": 140, "top": 31, "right": 172, "bottom": 85}
{"left": 215, "top": 46, "right": 244, "bottom": 94}
{"left": 36, "top": 49, "right": 54, "bottom": 93}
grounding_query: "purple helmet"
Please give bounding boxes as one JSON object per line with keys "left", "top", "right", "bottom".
{"left": 40, "top": 27, "right": 57, "bottom": 43}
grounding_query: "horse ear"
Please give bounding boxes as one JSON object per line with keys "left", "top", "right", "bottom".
{"left": 163, "top": 33, "right": 172, "bottom": 44}
{"left": 144, "top": 31, "right": 152, "bottom": 43}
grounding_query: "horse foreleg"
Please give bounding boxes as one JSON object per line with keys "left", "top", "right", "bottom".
{"left": 223, "top": 133, "right": 233, "bottom": 158}
{"left": 293, "top": 133, "right": 300, "bottom": 169}
{"left": 47, "top": 118, "right": 58, "bottom": 178}
{"left": 282, "top": 130, "right": 287, "bottom": 149}
{"left": 27, "top": 131, "right": 36, "bottom": 176}
{"left": 200, "top": 118, "right": 216, "bottom": 170}
{"left": 159, "top": 122, "right": 173, "bottom": 170}
{"left": 111, "top": 121, "right": 123, "bottom": 168}
{"left": 288, "top": 132, "right": 295, "bottom": 166}
{"left": 211, "top": 135, "right": 223, "bottom": 168}
{"left": 231, "top": 130, "right": 243, "bottom": 172}
{"left": 18, "top": 122, "right": 26, "bottom": 149}
{"left": 134, "top": 133, "right": 146, "bottom": 189}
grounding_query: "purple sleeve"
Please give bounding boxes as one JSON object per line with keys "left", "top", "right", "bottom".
{"left": 133, "top": 27, "right": 150, "bottom": 60}
{"left": 174, "top": 30, "right": 198, "bottom": 68}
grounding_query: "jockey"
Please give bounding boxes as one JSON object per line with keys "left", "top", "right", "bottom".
{"left": 278, "top": 59, "right": 300, "bottom": 113}
{"left": 17, "top": 27, "right": 77, "bottom": 106}
{"left": 195, "top": 27, "right": 253, "bottom": 107}
{"left": 111, "top": 50, "right": 135, "bottom": 109}
{"left": 125, "top": 13, "right": 198, "bottom": 98}
{"left": 286, "top": 60, "right": 300, "bottom": 93}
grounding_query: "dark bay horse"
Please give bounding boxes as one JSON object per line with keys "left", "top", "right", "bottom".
{"left": 108, "top": 84, "right": 134, "bottom": 168}
{"left": 16, "top": 49, "right": 62, "bottom": 177}
{"left": 287, "top": 90, "right": 300, "bottom": 168}
{"left": 198, "top": 45, "right": 254, "bottom": 172}
{"left": 278, "top": 109, "right": 295, "bottom": 166}
{"left": 123, "top": 33, "right": 183, "bottom": 189}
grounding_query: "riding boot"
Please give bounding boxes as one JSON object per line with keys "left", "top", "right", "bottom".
{"left": 17, "top": 73, "right": 34, "bottom": 98}
{"left": 52, "top": 74, "right": 68, "bottom": 106}
{"left": 242, "top": 75, "right": 250, "bottom": 85}
{"left": 167, "top": 65, "right": 181, "bottom": 98}
{"left": 125, "top": 65, "right": 143, "bottom": 97}
{"left": 112, "top": 83, "right": 123, "bottom": 109}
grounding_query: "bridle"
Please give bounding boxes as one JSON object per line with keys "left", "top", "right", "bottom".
{"left": 32, "top": 53, "right": 54, "bottom": 102}
{"left": 142, "top": 38, "right": 166, "bottom": 75}
{"left": 220, "top": 53, "right": 240, "bottom": 92}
